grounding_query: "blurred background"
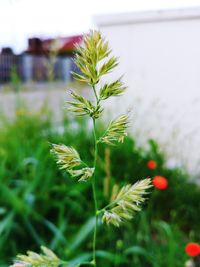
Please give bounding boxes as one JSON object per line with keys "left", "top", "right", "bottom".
{"left": 0, "top": 0, "right": 200, "bottom": 266}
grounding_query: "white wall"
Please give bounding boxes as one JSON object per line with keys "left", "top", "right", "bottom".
{"left": 94, "top": 8, "right": 200, "bottom": 174}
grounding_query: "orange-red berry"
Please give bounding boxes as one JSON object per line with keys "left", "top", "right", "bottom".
{"left": 147, "top": 160, "right": 157, "bottom": 169}
{"left": 185, "top": 242, "right": 200, "bottom": 257}
{"left": 152, "top": 176, "right": 168, "bottom": 190}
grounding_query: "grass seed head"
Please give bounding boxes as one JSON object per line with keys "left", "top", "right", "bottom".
{"left": 51, "top": 144, "right": 81, "bottom": 170}
{"left": 102, "top": 178, "right": 152, "bottom": 227}
{"left": 10, "top": 246, "right": 61, "bottom": 267}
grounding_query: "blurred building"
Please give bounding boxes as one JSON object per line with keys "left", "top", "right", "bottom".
{"left": 94, "top": 8, "right": 200, "bottom": 174}
{"left": 0, "top": 35, "right": 83, "bottom": 83}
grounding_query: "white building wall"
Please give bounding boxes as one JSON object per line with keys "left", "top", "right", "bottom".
{"left": 94, "top": 8, "right": 200, "bottom": 174}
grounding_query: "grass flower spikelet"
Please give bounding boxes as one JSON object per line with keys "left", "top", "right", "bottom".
{"left": 102, "top": 178, "right": 152, "bottom": 227}
{"left": 51, "top": 144, "right": 81, "bottom": 170}
{"left": 67, "top": 91, "right": 103, "bottom": 119}
{"left": 99, "top": 114, "right": 129, "bottom": 145}
{"left": 10, "top": 246, "right": 61, "bottom": 267}
{"left": 68, "top": 167, "right": 95, "bottom": 182}
{"left": 72, "top": 30, "right": 118, "bottom": 85}
{"left": 100, "top": 78, "right": 127, "bottom": 100}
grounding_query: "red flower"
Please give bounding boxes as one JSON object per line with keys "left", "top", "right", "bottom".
{"left": 147, "top": 160, "right": 157, "bottom": 169}
{"left": 152, "top": 176, "right": 168, "bottom": 190}
{"left": 185, "top": 242, "right": 200, "bottom": 257}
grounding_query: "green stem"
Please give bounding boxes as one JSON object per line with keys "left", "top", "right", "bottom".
{"left": 92, "top": 111, "right": 98, "bottom": 266}
{"left": 92, "top": 84, "right": 98, "bottom": 103}
{"left": 97, "top": 199, "right": 118, "bottom": 215}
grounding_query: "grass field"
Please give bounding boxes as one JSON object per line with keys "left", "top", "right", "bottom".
{"left": 0, "top": 103, "right": 199, "bottom": 266}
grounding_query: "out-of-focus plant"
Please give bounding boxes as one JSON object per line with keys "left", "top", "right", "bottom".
{"left": 10, "top": 246, "right": 62, "bottom": 267}
{"left": 11, "top": 30, "right": 152, "bottom": 267}
{"left": 45, "top": 39, "right": 62, "bottom": 82}
{"left": 185, "top": 242, "right": 200, "bottom": 267}
{"left": 2, "top": 101, "right": 200, "bottom": 267}
{"left": 10, "top": 65, "right": 21, "bottom": 92}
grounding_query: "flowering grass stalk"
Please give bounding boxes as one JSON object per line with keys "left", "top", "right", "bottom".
{"left": 11, "top": 30, "right": 152, "bottom": 267}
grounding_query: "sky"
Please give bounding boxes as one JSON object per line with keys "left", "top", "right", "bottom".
{"left": 1, "top": 0, "right": 200, "bottom": 53}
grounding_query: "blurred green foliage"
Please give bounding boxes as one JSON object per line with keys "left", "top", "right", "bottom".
{"left": 0, "top": 106, "right": 199, "bottom": 267}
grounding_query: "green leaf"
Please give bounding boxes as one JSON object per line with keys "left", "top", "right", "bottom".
{"left": 0, "top": 212, "right": 14, "bottom": 235}
{"left": 44, "top": 219, "right": 68, "bottom": 249}
{"left": 125, "top": 245, "right": 153, "bottom": 263}
{"left": 68, "top": 253, "right": 92, "bottom": 267}
{"left": 96, "top": 250, "right": 116, "bottom": 262}
{"left": 68, "top": 217, "right": 95, "bottom": 252}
